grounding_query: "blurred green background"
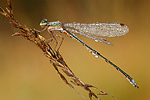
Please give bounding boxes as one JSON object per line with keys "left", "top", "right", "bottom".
{"left": 0, "top": 0, "right": 149, "bottom": 100}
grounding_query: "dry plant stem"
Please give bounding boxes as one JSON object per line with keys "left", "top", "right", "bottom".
{"left": 0, "top": 0, "right": 117, "bottom": 100}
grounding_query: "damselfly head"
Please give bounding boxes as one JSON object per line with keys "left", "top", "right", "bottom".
{"left": 40, "top": 19, "right": 48, "bottom": 27}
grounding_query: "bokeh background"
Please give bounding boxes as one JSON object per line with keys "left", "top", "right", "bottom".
{"left": 0, "top": 0, "right": 149, "bottom": 100}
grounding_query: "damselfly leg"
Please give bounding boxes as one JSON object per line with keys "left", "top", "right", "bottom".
{"left": 55, "top": 33, "right": 64, "bottom": 51}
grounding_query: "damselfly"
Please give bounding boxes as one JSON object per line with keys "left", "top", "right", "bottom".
{"left": 40, "top": 19, "right": 139, "bottom": 88}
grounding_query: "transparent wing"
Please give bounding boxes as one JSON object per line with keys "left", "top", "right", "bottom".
{"left": 64, "top": 22, "right": 129, "bottom": 37}
{"left": 66, "top": 28, "right": 113, "bottom": 45}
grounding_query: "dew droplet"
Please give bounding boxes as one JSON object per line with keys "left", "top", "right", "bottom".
{"left": 95, "top": 39, "right": 99, "bottom": 42}
{"left": 95, "top": 54, "right": 99, "bottom": 58}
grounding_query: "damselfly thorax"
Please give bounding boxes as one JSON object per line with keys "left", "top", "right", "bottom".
{"left": 46, "top": 21, "right": 65, "bottom": 31}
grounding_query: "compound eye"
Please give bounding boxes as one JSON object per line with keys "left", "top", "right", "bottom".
{"left": 42, "top": 19, "right": 47, "bottom": 23}
{"left": 40, "top": 19, "right": 48, "bottom": 26}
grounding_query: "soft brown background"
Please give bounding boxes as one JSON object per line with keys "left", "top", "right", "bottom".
{"left": 0, "top": 0, "right": 149, "bottom": 100}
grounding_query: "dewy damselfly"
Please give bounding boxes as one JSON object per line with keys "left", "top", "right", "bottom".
{"left": 40, "top": 19, "right": 139, "bottom": 88}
